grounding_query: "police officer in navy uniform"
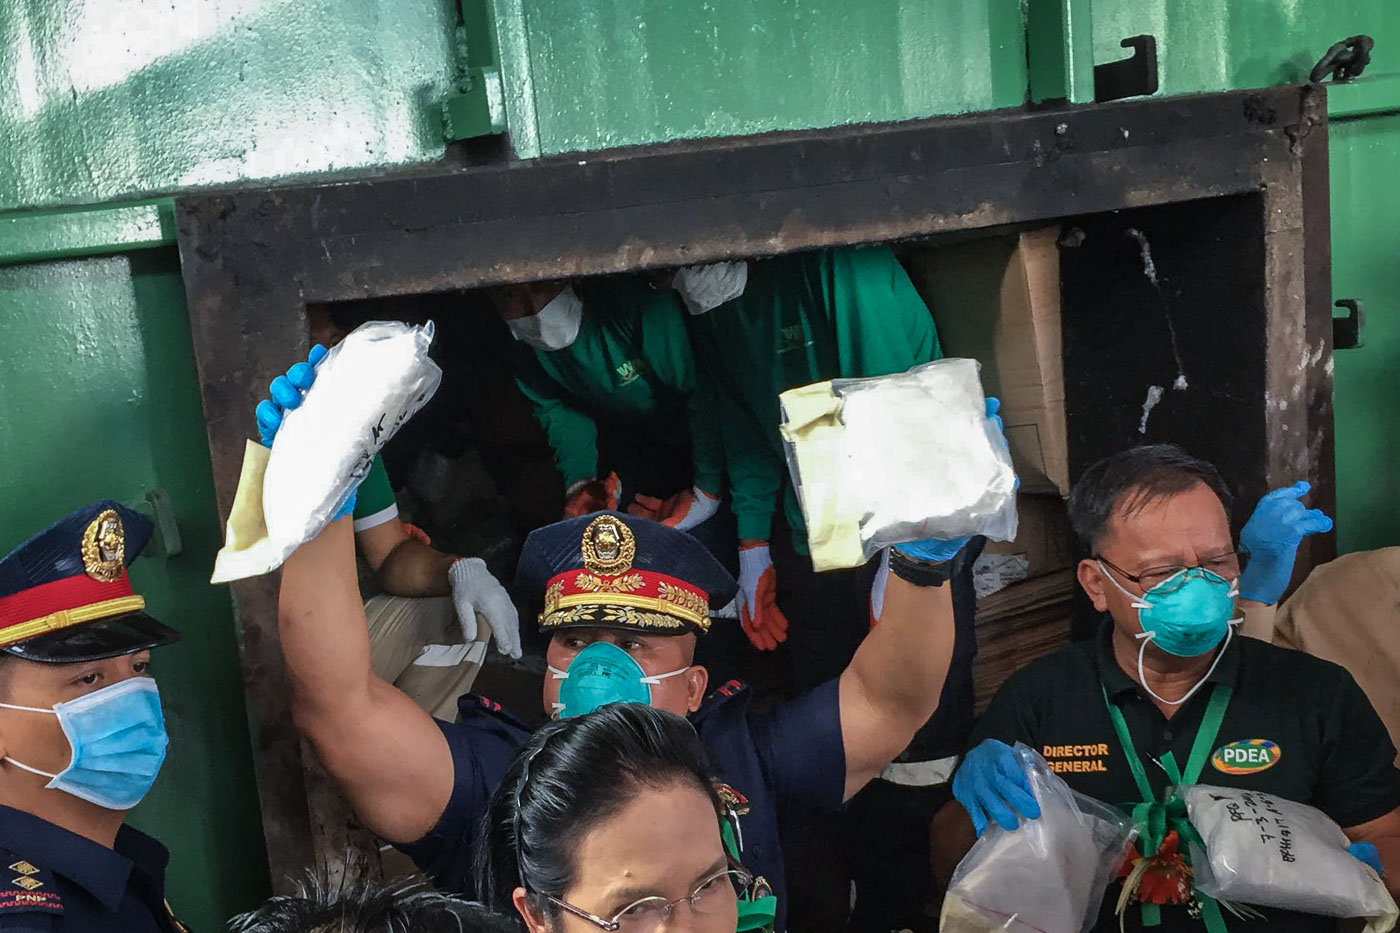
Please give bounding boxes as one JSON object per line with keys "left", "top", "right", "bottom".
{"left": 255, "top": 349, "right": 1001, "bottom": 931}
{"left": 0, "top": 502, "right": 188, "bottom": 932}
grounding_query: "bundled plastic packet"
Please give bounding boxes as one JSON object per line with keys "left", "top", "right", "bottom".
{"left": 1183, "top": 784, "right": 1397, "bottom": 932}
{"left": 942, "top": 744, "right": 1138, "bottom": 933}
{"left": 211, "top": 322, "right": 442, "bottom": 583}
{"left": 778, "top": 358, "right": 1018, "bottom": 571}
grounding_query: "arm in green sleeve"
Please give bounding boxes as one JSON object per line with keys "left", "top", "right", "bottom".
{"left": 511, "top": 353, "right": 600, "bottom": 487}
{"left": 686, "top": 363, "right": 726, "bottom": 496}
{"left": 830, "top": 246, "right": 941, "bottom": 371}
{"left": 710, "top": 362, "right": 782, "bottom": 541}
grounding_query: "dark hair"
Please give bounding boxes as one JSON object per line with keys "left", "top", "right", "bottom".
{"left": 1067, "top": 444, "right": 1234, "bottom": 552}
{"left": 228, "top": 877, "right": 517, "bottom": 933}
{"left": 474, "top": 704, "right": 721, "bottom": 925}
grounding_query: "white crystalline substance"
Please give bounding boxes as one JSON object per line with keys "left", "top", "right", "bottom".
{"left": 1185, "top": 785, "right": 1396, "bottom": 931}
{"left": 943, "top": 745, "right": 1137, "bottom": 933}
{"left": 263, "top": 321, "right": 442, "bottom": 561}
{"left": 836, "top": 359, "right": 1019, "bottom": 551}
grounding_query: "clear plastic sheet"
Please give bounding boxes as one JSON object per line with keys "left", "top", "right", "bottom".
{"left": 1183, "top": 784, "right": 1397, "bottom": 932}
{"left": 211, "top": 321, "right": 441, "bottom": 582}
{"left": 779, "top": 358, "right": 1018, "bottom": 571}
{"left": 942, "top": 744, "right": 1138, "bottom": 933}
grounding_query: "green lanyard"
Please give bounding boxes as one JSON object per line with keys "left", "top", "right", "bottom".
{"left": 1102, "top": 683, "right": 1233, "bottom": 933}
{"left": 720, "top": 817, "right": 777, "bottom": 933}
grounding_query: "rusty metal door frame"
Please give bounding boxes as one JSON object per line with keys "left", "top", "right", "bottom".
{"left": 176, "top": 84, "right": 1333, "bottom": 884}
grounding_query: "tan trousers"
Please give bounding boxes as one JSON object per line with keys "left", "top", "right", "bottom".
{"left": 364, "top": 594, "right": 491, "bottom": 722}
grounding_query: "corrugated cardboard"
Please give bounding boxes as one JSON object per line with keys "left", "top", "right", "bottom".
{"left": 984, "top": 492, "right": 1075, "bottom": 580}
{"left": 907, "top": 228, "right": 1068, "bottom": 495}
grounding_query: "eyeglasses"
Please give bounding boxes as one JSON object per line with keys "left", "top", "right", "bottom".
{"left": 1096, "top": 551, "right": 1243, "bottom": 594}
{"left": 544, "top": 866, "right": 752, "bottom": 933}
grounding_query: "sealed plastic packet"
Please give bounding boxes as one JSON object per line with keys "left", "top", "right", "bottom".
{"left": 942, "top": 744, "right": 1138, "bottom": 933}
{"left": 1182, "top": 784, "right": 1397, "bottom": 932}
{"left": 211, "top": 321, "right": 442, "bottom": 583}
{"left": 778, "top": 357, "right": 1018, "bottom": 572}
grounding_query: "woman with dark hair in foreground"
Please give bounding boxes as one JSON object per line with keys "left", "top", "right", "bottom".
{"left": 476, "top": 703, "right": 772, "bottom": 932}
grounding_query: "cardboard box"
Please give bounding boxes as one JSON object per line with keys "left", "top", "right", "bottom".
{"left": 984, "top": 492, "right": 1076, "bottom": 580}
{"left": 906, "top": 228, "right": 1068, "bottom": 495}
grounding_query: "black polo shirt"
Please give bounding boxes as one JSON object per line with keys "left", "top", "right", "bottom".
{"left": 970, "top": 622, "right": 1400, "bottom": 933}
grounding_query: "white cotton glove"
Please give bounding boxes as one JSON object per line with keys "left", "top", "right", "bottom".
{"left": 448, "top": 558, "right": 522, "bottom": 659}
{"left": 672, "top": 261, "right": 748, "bottom": 315}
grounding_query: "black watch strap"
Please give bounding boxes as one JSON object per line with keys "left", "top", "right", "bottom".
{"left": 888, "top": 549, "right": 951, "bottom": 587}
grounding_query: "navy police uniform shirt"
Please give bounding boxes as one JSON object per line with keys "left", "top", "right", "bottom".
{"left": 970, "top": 621, "right": 1400, "bottom": 933}
{"left": 399, "top": 679, "right": 846, "bottom": 933}
{"left": 0, "top": 806, "right": 186, "bottom": 932}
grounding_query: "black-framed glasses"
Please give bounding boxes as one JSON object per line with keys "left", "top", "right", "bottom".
{"left": 1096, "top": 551, "right": 1242, "bottom": 594}
{"left": 544, "top": 866, "right": 752, "bottom": 932}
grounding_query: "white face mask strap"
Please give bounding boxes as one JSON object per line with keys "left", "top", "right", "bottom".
{"left": 639, "top": 666, "right": 690, "bottom": 686}
{"left": 2, "top": 756, "right": 58, "bottom": 781}
{"left": 547, "top": 665, "right": 569, "bottom": 681}
{"left": 1098, "top": 560, "right": 1152, "bottom": 610}
{"left": 0, "top": 701, "right": 56, "bottom": 715}
{"left": 1136, "top": 621, "right": 1238, "bottom": 708}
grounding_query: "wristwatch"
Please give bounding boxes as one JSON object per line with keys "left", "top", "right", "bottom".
{"left": 888, "top": 549, "right": 952, "bottom": 587}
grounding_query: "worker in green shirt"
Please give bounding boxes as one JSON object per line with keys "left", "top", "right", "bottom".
{"left": 684, "top": 246, "right": 939, "bottom": 656}
{"left": 682, "top": 246, "right": 971, "bottom": 933}
{"left": 491, "top": 276, "right": 728, "bottom": 543}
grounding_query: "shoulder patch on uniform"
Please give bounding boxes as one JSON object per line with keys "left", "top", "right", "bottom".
{"left": 459, "top": 693, "right": 531, "bottom": 732}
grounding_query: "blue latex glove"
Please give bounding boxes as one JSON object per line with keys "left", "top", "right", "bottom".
{"left": 1237, "top": 481, "right": 1334, "bottom": 604}
{"left": 894, "top": 398, "right": 1009, "bottom": 563}
{"left": 254, "top": 344, "right": 357, "bottom": 521}
{"left": 1349, "top": 841, "right": 1384, "bottom": 876}
{"left": 953, "top": 739, "right": 1041, "bottom": 835}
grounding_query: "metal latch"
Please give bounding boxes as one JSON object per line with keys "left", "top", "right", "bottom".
{"left": 1334, "top": 299, "right": 1366, "bottom": 351}
{"left": 1094, "top": 36, "right": 1159, "bottom": 103}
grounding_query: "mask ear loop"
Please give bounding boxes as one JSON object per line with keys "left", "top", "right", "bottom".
{"left": 1135, "top": 618, "right": 1242, "bottom": 708}
{"left": 639, "top": 666, "right": 690, "bottom": 686}
{"left": 0, "top": 702, "right": 63, "bottom": 780}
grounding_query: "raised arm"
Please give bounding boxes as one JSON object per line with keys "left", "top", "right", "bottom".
{"left": 838, "top": 551, "right": 958, "bottom": 800}
{"left": 280, "top": 518, "right": 456, "bottom": 842}
{"left": 255, "top": 348, "right": 458, "bottom": 843}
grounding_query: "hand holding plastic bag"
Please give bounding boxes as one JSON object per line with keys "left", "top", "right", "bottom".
{"left": 780, "top": 359, "right": 1018, "bottom": 572}
{"left": 212, "top": 322, "right": 442, "bottom": 583}
{"left": 1183, "top": 784, "right": 1397, "bottom": 932}
{"left": 942, "top": 744, "right": 1137, "bottom": 933}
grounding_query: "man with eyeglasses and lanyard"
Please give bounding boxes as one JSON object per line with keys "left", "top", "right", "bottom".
{"left": 930, "top": 444, "right": 1400, "bottom": 932}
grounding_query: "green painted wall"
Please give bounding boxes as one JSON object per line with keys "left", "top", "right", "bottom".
{"left": 1090, "top": 0, "right": 1400, "bottom": 93}
{"left": 0, "top": 0, "right": 461, "bottom": 212}
{"left": 1330, "top": 113, "right": 1400, "bottom": 553}
{"left": 0, "top": 251, "right": 268, "bottom": 930}
{"left": 495, "top": 0, "right": 1029, "bottom": 158}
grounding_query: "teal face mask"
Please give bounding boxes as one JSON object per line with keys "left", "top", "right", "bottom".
{"left": 1100, "top": 563, "right": 1242, "bottom": 706}
{"left": 548, "top": 641, "right": 689, "bottom": 719}
{"left": 0, "top": 677, "right": 168, "bottom": 810}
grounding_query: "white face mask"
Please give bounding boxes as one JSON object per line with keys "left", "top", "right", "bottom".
{"left": 672, "top": 262, "right": 748, "bottom": 315}
{"left": 507, "top": 284, "right": 584, "bottom": 350}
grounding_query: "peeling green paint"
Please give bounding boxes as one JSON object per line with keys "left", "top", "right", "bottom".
{"left": 0, "top": 0, "right": 461, "bottom": 212}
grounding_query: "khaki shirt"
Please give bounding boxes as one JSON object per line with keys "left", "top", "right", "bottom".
{"left": 1274, "top": 548, "right": 1400, "bottom": 766}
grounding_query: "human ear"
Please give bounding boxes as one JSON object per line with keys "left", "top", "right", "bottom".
{"left": 686, "top": 665, "right": 709, "bottom": 713}
{"left": 1077, "top": 558, "right": 1111, "bottom": 613}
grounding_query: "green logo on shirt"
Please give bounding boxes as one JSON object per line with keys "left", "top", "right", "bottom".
{"left": 1212, "top": 739, "right": 1281, "bottom": 774}
{"left": 615, "top": 359, "right": 646, "bottom": 385}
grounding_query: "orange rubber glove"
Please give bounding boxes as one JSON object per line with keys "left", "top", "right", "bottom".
{"left": 737, "top": 543, "right": 790, "bottom": 651}
{"left": 563, "top": 472, "right": 622, "bottom": 518}
{"left": 628, "top": 486, "right": 721, "bottom": 531}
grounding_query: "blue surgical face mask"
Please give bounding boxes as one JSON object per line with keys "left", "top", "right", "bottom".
{"left": 1100, "top": 563, "right": 1242, "bottom": 707}
{"left": 547, "top": 641, "right": 689, "bottom": 719}
{"left": 0, "top": 676, "right": 169, "bottom": 810}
